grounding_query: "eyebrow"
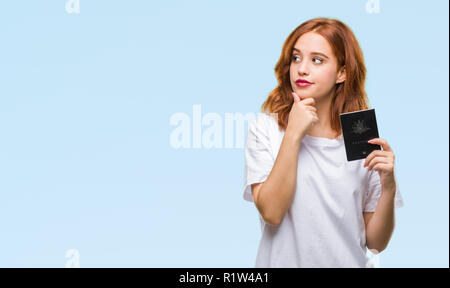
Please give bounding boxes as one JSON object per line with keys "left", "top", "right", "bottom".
{"left": 292, "top": 48, "right": 329, "bottom": 59}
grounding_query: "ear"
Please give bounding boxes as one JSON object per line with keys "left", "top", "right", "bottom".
{"left": 336, "top": 66, "right": 346, "bottom": 84}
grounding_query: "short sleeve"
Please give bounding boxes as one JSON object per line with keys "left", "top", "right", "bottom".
{"left": 242, "top": 114, "right": 275, "bottom": 202}
{"left": 364, "top": 168, "right": 404, "bottom": 212}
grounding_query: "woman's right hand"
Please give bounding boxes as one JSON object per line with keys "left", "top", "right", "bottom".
{"left": 285, "top": 92, "right": 319, "bottom": 141}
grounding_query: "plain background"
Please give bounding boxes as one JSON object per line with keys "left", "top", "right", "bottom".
{"left": 0, "top": 0, "right": 448, "bottom": 267}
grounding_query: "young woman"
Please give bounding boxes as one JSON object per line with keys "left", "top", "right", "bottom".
{"left": 243, "top": 17, "right": 404, "bottom": 268}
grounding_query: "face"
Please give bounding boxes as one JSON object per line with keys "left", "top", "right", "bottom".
{"left": 289, "top": 32, "right": 345, "bottom": 101}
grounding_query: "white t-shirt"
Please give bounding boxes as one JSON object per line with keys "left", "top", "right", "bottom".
{"left": 243, "top": 112, "right": 404, "bottom": 268}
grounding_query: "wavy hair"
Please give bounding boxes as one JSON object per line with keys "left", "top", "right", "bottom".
{"left": 261, "top": 17, "right": 370, "bottom": 133}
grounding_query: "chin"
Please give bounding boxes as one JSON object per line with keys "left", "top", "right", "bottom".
{"left": 294, "top": 90, "right": 314, "bottom": 98}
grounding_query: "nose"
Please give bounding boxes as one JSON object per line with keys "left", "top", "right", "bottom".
{"left": 297, "top": 59, "right": 309, "bottom": 76}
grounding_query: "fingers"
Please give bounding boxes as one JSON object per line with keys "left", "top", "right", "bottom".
{"left": 367, "top": 138, "right": 392, "bottom": 152}
{"left": 292, "top": 92, "right": 317, "bottom": 123}
{"left": 292, "top": 93, "right": 317, "bottom": 119}
{"left": 371, "top": 162, "right": 394, "bottom": 173}
{"left": 291, "top": 92, "right": 315, "bottom": 106}
{"left": 366, "top": 156, "right": 391, "bottom": 171}
{"left": 312, "top": 115, "right": 319, "bottom": 124}
{"left": 301, "top": 97, "right": 315, "bottom": 106}
{"left": 364, "top": 139, "right": 396, "bottom": 175}
{"left": 304, "top": 105, "right": 317, "bottom": 115}
{"left": 305, "top": 106, "right": 317, "bottom": 113}
{"left": 364, "top": 150, "right": 392, "bottom": 166}
{"left": 364, "top": 150, "right": 394, "bottom": 169}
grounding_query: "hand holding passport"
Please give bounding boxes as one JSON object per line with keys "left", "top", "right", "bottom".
{"left": 339, "top": 109, "right": 381, "bottom": 161}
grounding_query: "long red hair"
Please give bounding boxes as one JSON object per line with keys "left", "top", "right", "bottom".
{"left": 261, "top": 17, "right": 370, "bottom": 133}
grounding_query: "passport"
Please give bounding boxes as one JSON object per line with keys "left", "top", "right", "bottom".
{"left": 339, "top": 108, "right": 381, "bottom": 161}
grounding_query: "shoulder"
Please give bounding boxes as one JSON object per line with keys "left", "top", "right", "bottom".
{"left": 247, "top": 112, "right": 284, "bottom": 154}
{"left": 250, "top": 112, "right": 279, "bottom": 132}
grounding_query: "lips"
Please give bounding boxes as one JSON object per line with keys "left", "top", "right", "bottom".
{"left": 295, "top": 79, "right": 312, "bottom": 87}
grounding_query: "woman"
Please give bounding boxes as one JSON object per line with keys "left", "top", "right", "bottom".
{"left": 243, "top": 17, "right": 404, "bottom": 268}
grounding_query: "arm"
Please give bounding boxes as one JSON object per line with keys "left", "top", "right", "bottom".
{"left": 251, "top": 93, "right": 317, "bottom": 226}
{"left": 363, "top": 137, "right": 398, "bottom": 253}
{"left": 251, "top": 130, "right": 303, "bottom": 226}
{"left": 363, "top": 187, "right": 396, "bottom": 253}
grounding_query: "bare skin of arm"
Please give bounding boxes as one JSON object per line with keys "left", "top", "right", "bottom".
{"left": 363, "top": 180, "right": 397, "bottom": 253}
{"left": 363, "top": 138, "right": 398, "bottom": 253}
{"left": 251, "top": 130, "right": 303, "bottom": 226}
{"left": 251, "top": 93, "right": 317, "bottom": 226}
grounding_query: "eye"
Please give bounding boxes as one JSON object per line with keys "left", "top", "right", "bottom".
{"left": 291, "top": 55, "right": 301, "bottom": 62}
{"left": 313, "top": 57, "right": 324, "bottom": 64}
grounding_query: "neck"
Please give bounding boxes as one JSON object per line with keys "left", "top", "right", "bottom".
{"left": 306, "top": 92, "right": 340, "bottom": 139}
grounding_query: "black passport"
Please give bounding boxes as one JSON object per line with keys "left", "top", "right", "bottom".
{"left": 339, "top": 108, "right": 381, "bottom": 161}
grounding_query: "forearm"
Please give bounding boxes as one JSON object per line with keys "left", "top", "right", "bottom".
{"left": 365, "top": 186, "right": 396, "bottom": 252}
{"left": 257, "top": 131, "right": 302, "bottom": 226}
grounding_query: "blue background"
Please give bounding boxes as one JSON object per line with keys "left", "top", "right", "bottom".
{"left": 0, "top": 0, "right": 448, "bottom": 267}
